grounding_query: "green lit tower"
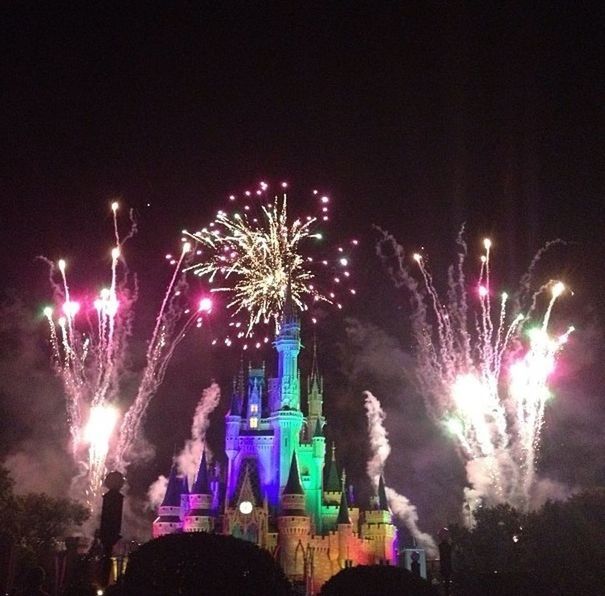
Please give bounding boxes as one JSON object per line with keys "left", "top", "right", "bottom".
{"left": 268, "top": 290, "right": 304, "bottom": 505}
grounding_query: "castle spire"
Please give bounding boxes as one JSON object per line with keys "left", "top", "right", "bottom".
{"left": 311, "top": 333, "right": 319, "bottom": 382}
{"left": 378, "top": 474, "right": 389, "bottom": 511}
{"left": 314, "top": 417, "right": 323, "bottom": 437}
{"left": 337, "top": 469, "right": 350, "bottom": 524}
{"left": 192, "top": 450, "right": 211, "bottom": 495}
{"left": 161, "top": 462, "right": 182, "bottom": 508}
{"left": 229, "top": 355, "right": 245, "bottom": 416}
{"left": 325, "top": 442, "right": 340, "bottom": 492}
{"left": 283, "top": 451, "right": 304, "bottom": 495}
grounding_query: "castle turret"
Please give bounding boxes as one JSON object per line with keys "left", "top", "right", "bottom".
{"left": 271, "top": 285, "right": 301, "bottom": 412}
{"left": 309, "top": 414, "right": 326, "bottom": 532}
{"left": 361, "top": 475, "right": 397, "bottom": 564}
{"left": 307, "top": 336, "right": 325, "bottom": 437}
{"left": 337, "top": 470, "right": 353, "bottom": 567}
{"left": 324, "top": 443, "right": 341, "bottom": 506}
{"left": 152, "top": 463, "right": 183, "bottom": 537}
{"left": 278, "top": 452, "right": 310, "bottom": 578}
{"left": 226, "top": 358, "right": 245, "bottom": 503}
{"left": 247, "top": 363, "right": 264, "bottom": 430}
{"left": 229, "top": 356, "right": 245, "bottom": 416}
{"left": 179, "top": 475, "right": 190, "bottom": 521}
{"left": 183, "top": 450, "right": 215, "bottom": 533}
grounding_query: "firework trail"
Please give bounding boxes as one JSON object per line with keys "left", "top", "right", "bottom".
{"left": 183, "top": 181, "right": 358, "bottom": 346}
{"left": 376, "top": 230, "right": 573, "bottom": 515}
{"left": 364, "top": 391, "right": 437, "bottom": 554}
{"left": 43, "top": 204, "right": 210, "bottom": 509}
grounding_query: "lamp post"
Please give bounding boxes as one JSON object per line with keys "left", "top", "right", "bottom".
{"left": 99, "top": 471, "right": 125, "bottom": 588}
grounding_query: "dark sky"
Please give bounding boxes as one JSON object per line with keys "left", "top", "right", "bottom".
{"left": 1, "top": 4, "right": 604, "bottom": 534}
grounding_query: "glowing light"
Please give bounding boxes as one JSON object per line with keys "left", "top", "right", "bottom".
{"left": 43, "top": 306, "right": 53, "bottom": 318}
{"left": 239, "top": 500, "right": 253, "bottom": 514}
{"left": 478, "top": 285, "right": 488, "bottom": 298}
{"left": 551, "top": 281, "right": 565, "bottom": 298}
{"left": 339, "top": 258, "right": 348, "bottom": 266}
{"left": 484, "top": 238, "right": 492, "bottom": 250}
{"left": 58, "top": 259, "right": 66, "bottom": 272}
{"left": 445, "top": 417, "right": 464, "bottom": 437}
{"left": 62, "top": 301, "right": 80, "bottom": 317}
{"left": 85, "top": 405, "right": 119, "bottom": 466}
{"left": 111, "top": 202, "right": 119, "bottom": 212}
{"left": 198, "top": 297, "right": 213, "bottom": 313}
{"left": 413, "top": 253, "right": 422, "bottom": 262}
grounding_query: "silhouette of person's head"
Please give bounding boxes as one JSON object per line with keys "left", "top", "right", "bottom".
{"left": 25, "top": 567, "right": 45, "bottom": 588}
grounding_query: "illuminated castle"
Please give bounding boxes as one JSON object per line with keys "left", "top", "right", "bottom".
{"left": 153, "top": 302, "right": 398, "bottom": 592}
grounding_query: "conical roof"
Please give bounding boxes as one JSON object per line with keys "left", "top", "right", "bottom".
{"left": 325, "top": 443, "right": 340, "bottom": 492}
{"left": 283, "top": 451, "right": 304, "bottom": 495}
{"left": 161, "top": 463, "right": 182, "bottom": 507}
{"left": 337, "top": 469, "right": 350, "bottom": 524}
{"left": 192, "top": 450, "right": 211, "bottom": 494}
{"left": 378, "top": 475, "right": 389, "bottom": 511}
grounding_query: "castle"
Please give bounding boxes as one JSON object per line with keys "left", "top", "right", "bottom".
{"left": 153, "top": 302, "right": 398, "bottom": 593}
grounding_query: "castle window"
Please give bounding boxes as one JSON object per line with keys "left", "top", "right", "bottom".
{"left": 250, "top": 417, "right": 258, "bottom": 429}
{"left": 250, "top": 404, "right": 258, "bottom": 413}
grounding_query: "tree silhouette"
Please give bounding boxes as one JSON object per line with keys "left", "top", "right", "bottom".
{"left": 450, "top": 489, "right": 605, "bottom": 595}
{"left": 319, "top": 565, "right": 437, "bottom": 596}
{"left": 123, "top": 532, "right": 292, "bottom": 596}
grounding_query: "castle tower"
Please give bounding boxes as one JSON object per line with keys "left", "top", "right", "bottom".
{"left": 324, "top": 443, "right": 341, "bottom": 506}
{"left": 246, "top": 363, "right": 264, "bottom": 430}
{"left": 179, "top": 475, "right": 190, "bottom": 522}
{"left": 307, "top": 336, "right": 325, "bottom": 437}
{"left": 225, "top": 358, "right": 245, "bottom": 503}
{"left": 268, "top": 299, "right": 304, "bottom": 505}
{"left": 309, "top": 417, "right": 326, "bottom": 532}
{"left": 152, "top": 463, "right": 183, "bottom": 537}
{"left": 271, "top": 286, "right": 301, "bottom": 412}
{"left": 183, "top": 451, "right": 215, "bottom": 533}
{"left": 361, "top": 475, "right": 397, "bottom": 565}
{"left": 336, "top": 470, "right": 353, "bottom": 568}
{"left": 278, "top": 452, "right": 310, "bottom": 579}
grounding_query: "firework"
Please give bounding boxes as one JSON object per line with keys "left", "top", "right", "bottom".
{"left": 378, "top": 230, "right": 573, "bottom": 514}
{"left": 43, "top": 205, "right": 209, "bottom": 509}
{"left": 183, "top": 181, "right": 357, "bottom": 346}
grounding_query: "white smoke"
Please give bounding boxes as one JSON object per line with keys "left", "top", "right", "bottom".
{"left": 177, "top": 382, "right": 221, "bottom": 482}
{"left": 147, "top": 382, "right": 221, "bottom": 509}
{"left": 363, "top": 390, "right": 437, "bottom": 555}
{"left": 147, "top": 474, "right": 168, "bottom": 510}
{"left": 364, "top": 390, "right": 391, "bottom": 485}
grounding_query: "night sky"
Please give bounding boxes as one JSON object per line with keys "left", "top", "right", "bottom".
{"left": 1, "top": 4, "right": 603, "bottom": 536}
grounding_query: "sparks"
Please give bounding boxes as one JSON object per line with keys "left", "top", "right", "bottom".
{"left": 186, "top": 182, "right": 357, "bottom": 339}
{"left": 43, "top": 201, "right": 204, "bottom": 510}
{"left": 378, "top": 229, "right": 573, "bottom": 515}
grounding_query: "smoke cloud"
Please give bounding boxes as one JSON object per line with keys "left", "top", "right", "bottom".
{"left": 147, "top": 475, "right": 168, "bottom": 510}
{"left": 147, "top": 382, "right": 221, "bottom": 507}
{"left": 363, "top": 390, "right": 437, "bottom": 554}
{"left": 177, "top": 382, "right": 221, "bottom": 481}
